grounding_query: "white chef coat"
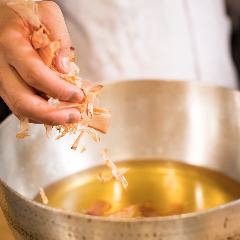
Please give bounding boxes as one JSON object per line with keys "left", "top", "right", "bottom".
{"left": 56, "top": 0, "right": 238, "bottom": 88}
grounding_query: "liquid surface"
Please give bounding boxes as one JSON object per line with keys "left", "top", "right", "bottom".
{"left": 35, "top": 160, "right": 240, "bottom": 217}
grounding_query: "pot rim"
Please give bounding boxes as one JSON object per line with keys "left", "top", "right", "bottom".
{"left": 0, "top": 78, "right": 239, "bottom": 132}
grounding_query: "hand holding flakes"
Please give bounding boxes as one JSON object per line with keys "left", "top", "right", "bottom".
{"left": 0, "top": 1, "right": 85, "bottom": 125}
{"left": 3, "top": 0, "right": 111, "bottom": 148}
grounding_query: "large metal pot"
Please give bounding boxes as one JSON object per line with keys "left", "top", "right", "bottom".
{"left": 1, "top": 80, "right": 240, "bottom": 240}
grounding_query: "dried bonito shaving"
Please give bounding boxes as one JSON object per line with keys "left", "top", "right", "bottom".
{"left": 83, "top": 200, "right": 111, "bottom": 216}
{"left": 109, "top": 205, "right": 142, "bottom": 218}
{"left": 109, "top": 204, "right": 159, "bottom": 218}
{"left": 39, "top": 40, "right": 61, "bottom": 66}
{"left": 83, "top": 201, "right": 159, "bottom": 218}
{"left": 71, "top": 131, "right": 85, "bottom": 150}
{"left": 99, "top": 149, "right": 129, "bottom": 189}
{"left": 39, "top": 187, "right": 48, "bottom": 205}
{"left": 16, "top": 117, "right": 29, "bottom": 139}
{"left": 31, "top": 25, "right": 50, "bottom": 49}
{"left": 79, "top": 146, "right": 86, "bottom": 153}
{"left": 7, "top": 0, "right": 111, "bottom": 150}
{"left": 44, "top": 124, "right": 52, "bottom": 138}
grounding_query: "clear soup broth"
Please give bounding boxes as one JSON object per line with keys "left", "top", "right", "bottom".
{"left": 35, "top": 160, "right": 240, "bottom": 217}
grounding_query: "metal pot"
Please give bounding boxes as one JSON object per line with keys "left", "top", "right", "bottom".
{"left": 1, "top": 80, "right": 240, "bottom": 240}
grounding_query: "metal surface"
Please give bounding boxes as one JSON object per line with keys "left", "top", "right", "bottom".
{"left": 0, "top": 208, "right": 14, "bottom": 240}
{"left": 1, "top": 80, "right": 240, "bottom": 239}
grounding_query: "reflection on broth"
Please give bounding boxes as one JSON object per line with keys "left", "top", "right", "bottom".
{"left": 35, "top": 160, "right": 240, "bottom": 218}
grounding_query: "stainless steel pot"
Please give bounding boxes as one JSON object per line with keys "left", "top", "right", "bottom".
{"left": 1, "top": 80, "right": 240, "bottom": 240}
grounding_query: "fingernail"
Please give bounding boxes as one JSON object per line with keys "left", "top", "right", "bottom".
{"left": 55, "top": 48, "right": 71, "bottom": 73}
{"left": 61, "top": 56, "right": 71, "bottom": 71}
{"left": 67, "top": 113, "right": 82, "bottom": 123}
{"left": 69, "top": 91, "right": 84, "bottom": 103}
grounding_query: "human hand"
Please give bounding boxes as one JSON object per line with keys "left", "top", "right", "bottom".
{"left": 0, "top": 1, "right": 84, "bottom": 125}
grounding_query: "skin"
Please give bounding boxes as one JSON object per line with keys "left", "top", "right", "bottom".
{"left": 0, "top": 1, "right": 84, "bottom": 125}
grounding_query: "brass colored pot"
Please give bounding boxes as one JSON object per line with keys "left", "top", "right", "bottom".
{"left": 1, "top": 80, "right": 240, "bottom": 240}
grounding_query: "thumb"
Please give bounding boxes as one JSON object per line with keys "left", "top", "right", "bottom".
{"left": 37, "top": 1, "right": 72, "bottom": 73}
{"left": 55, "top": 47, "right": 72, "bottom": 74}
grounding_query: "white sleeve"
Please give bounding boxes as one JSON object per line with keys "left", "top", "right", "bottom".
{"left": 52, "top": 0, "right": 237, "bottom": 88}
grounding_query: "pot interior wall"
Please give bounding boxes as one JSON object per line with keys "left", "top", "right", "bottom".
{"left": 0, "top": 80, "right": 240, "bottom": 199}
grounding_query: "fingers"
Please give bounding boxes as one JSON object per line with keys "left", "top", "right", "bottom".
{"left": 37, "top": 1, "right": 72, "bottom": 73}
{"left": 0, "top": 1, "right": 83, "bottom": 125}
{"left": 1, "top": 1, "right": 82, "bottom": 102}
{"left": 3, "top": 34, "right": 84, "bottom": 103}
{"left": 38, "top": 1, "right": 71, "bottom": 49}
{"left": 0, "top": 64, "right": 82, "bottom": 125}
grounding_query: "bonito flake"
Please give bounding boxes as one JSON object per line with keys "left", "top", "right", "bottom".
{"left": 99, "top": 149, "right": 129, "bottom": 189}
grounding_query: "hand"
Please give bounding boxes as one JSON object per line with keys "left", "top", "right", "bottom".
{"left": 0, "top": 1, "right": 84, "bottom": 125}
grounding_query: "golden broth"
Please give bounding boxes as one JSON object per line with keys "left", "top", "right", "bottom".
{"left": 35, "top": 160, "right": 240, "bottom": 217}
